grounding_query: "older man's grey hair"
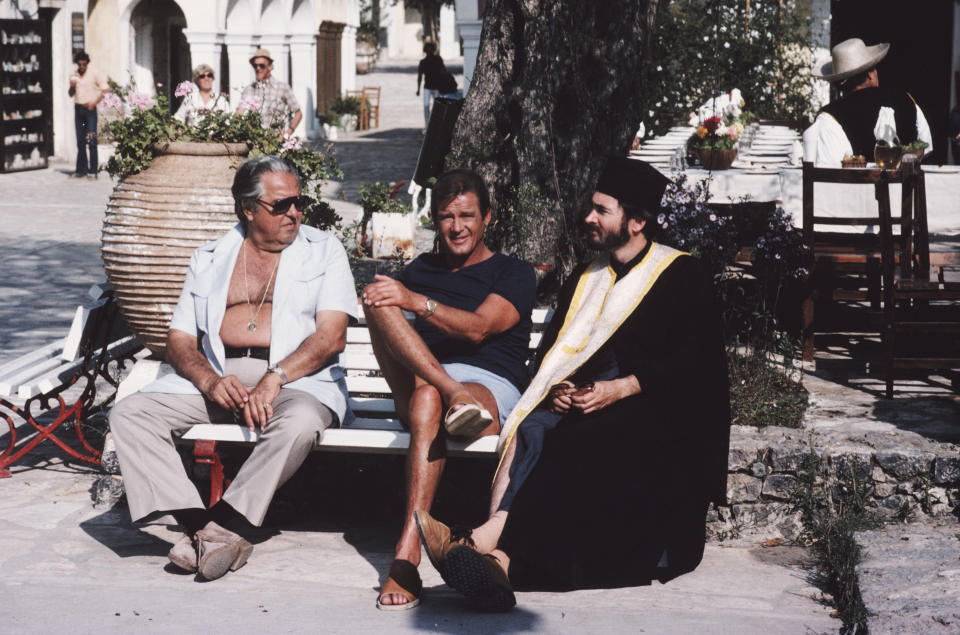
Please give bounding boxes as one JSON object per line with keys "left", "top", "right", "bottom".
{"left": 231, "top": 155, "right": 300, "bottom": 226}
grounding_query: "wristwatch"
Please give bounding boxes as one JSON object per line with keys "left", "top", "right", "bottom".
{"left": 267, "top": 363, "right": 288, "bottom": 385}
{"left": 421, "top": 297, "right": 438, "bottom": 319}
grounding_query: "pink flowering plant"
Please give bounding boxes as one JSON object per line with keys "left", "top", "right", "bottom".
{"left": 101, "top": 79, "right": 341, "bottom": 230}
{"left": 174, "top": 80, "right": 196, "bottom": 98}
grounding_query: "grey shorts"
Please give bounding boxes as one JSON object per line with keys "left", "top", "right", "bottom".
{"left": 442, "top": 363, "right": 521, "bottom": 426}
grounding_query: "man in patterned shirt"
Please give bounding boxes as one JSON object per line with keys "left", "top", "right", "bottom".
{"left": 236, "top": 48, "right": 303, "bottom": 136}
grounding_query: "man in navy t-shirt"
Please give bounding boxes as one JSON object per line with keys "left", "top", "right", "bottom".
{"left": 362, "top": 169, "right": 536, "bottom": 611}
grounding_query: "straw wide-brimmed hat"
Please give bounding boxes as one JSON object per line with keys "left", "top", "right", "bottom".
{"left": 813, "top": 38, "right": 889, "bottom": 82}
{"left": 249, "top": 48, "right": 273, "bottom": 64}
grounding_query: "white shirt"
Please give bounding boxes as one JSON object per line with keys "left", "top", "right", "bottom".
{"left": 804, "top": 102, "right": 933, "bottom": 166}
{"left": 174, "top": 91, "right": 231, "bottom": 127}
{"left": 142, "top": 224, "right": 359, "bottom": 424}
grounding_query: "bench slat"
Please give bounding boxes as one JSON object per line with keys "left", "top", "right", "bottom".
{"left": 0, "top": 340, "right": 65, "bottom": 396}
{"left": 344, "top": 375, "right": 391, "bottom": 394}
{"left": 180, "top": 423, "right": 499, "bottom": 455}
{"left": 347, "top": 328, "right": 544, "bottom": 351}
{"left": 349, "top": 396, "right": 395, "bottom": 413}
{"left": 340, "top": 352, "right": 381, "bottom": 371}
{"left": 23, "top": 335, "right": 140, "bottom": 399}
{"left": 3, "top": 355, "right": 70, "bottom": 398}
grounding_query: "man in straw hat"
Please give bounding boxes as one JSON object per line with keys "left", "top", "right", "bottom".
{"left": 236, "top": 48, "right": 303, "bottom": 136}
{"left": 805, "top": 37, "right": 932, "bottom": 165}
{"left": 414, "top": 158, "right": 731, "bottom": 611}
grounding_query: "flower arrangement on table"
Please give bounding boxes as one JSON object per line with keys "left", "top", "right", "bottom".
{"left": 686, "top": 90, "right": 747, "bottom": 170}
{"left": 101, "top": 80, "right": 342, "bottom": 230}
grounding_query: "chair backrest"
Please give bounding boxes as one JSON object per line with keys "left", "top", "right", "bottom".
{"left": 801, "top": 159, "right": 926, "bottom": 279}
{"left": 362, "top": 86, "right": 380, "bottom": 107}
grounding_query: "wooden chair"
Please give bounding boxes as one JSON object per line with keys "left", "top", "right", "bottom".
{"left": 875, "top": 163, "right": 960, "bottom": 397}
{"left": 362, "top": 86, "right": 380, "bottom": 129}
{"left": 802, "top": 158, "right": 960, "bottom": 396}
{"left": 345, "top": 89, "right": 368, "bottom": 130}
{"left": 801, "top": 160, "right": 915, "bottom": 362}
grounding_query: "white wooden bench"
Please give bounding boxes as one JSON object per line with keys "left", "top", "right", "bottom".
{"left": 112, "top": 306, "right": 553, "bottom": 502}
{"left": 0, "top": 285, "right": 142, "bottom": 477}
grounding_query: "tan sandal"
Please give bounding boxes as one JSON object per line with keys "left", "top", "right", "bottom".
{"left": 443, "top": 391, "right": 493, "bottom": 437}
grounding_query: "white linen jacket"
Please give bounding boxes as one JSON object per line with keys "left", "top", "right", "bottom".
{"left": 142, "top": 223, "right": 359, "bottom": 425}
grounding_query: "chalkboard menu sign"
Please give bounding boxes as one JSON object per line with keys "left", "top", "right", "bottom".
{"left": 71, "top": 12, "right": 84, "bottom": 54}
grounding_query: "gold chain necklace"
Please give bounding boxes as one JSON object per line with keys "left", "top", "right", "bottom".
{"left": 242, "top": 240, "right": 280, "bottom": 332}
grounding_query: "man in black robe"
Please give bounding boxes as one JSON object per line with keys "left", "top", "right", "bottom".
{"left": 415, "top": 158, "right": 731, "bottom": 611}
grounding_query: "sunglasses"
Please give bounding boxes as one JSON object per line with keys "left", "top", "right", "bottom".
{"left": 197, "top": 72, "right": 214, "bottom": 79}
{"left": 257, "top": 195, "right": 313, "bottom": 215}
{"left": 252, "top": 63, "right": 269, "bottom": 70}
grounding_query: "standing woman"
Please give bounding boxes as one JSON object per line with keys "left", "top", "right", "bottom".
{"left": 174, "top": 64, "right": 231, "bottom": 126}
{"left": 416, "top": 41, "right": 446, "bottom": 129}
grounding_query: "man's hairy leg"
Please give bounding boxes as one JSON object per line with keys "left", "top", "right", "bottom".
{"left": 363, "top": 303, "right": 465, "bottom": 405}
{"left": 386, "top": 380, "right": 499, "bottom": 605}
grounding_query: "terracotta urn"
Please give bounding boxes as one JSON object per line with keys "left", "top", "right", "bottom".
{"left": 101, "top": 141, "right": 248, "bottom": 357}
{"left": 699, "top": 148, "right": 738, "bottom": 170}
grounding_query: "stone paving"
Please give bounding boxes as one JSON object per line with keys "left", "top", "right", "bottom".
{"left": 1, "top": 57, "right": 958, "bottom": 632}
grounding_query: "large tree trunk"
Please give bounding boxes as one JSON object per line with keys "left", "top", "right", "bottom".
{"left": 449, "top": 0, "right": 663, "bottom": 286}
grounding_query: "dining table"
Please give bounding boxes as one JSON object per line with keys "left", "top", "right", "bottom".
{"left": 633, "top": 125, "right": 960, "bottom": 236}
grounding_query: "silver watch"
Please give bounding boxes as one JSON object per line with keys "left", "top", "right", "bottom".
{"left": 267, "top": 363, "right": 288, "bottom": 384}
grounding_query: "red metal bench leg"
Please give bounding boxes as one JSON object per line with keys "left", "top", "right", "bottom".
{"left": 193, "top": 440, "right": 225, "bottom": 506}
{"left": 1, "top": 395, "right": 100, "bottom": 477}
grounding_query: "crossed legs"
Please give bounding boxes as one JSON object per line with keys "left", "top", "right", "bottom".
{"left": 364, "top": 303, "right": 500, "bottom": 607}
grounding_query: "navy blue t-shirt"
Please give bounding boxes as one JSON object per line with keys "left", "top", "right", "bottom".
{"left": 399, "top": 252, "right": 536, "bottom": 390}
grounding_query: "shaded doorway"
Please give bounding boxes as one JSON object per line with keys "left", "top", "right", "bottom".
{"left": 130, "top": 0, "right": 191, "bottom": 105}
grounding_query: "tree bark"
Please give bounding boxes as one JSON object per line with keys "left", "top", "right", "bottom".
{"left": 449, "top": 0, "right": 663, "bottom": 284}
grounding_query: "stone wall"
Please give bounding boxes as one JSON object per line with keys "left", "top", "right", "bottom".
{"left": 707, "top": 426, "right": 960, "bottom": 542}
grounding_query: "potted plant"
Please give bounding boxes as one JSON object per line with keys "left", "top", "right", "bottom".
{"left": 356, "top": 22, "right": 379, "bottom": 74}
{"left": 359, "top": 181, "right": 415, "bottom": 259}
{"left": 320, "top": 95, "right": 364, "bottom": 138}
{"left": 99, "top": 84, "right": 341, "bottom": 357}
{"left": 687, "top": 114, "right": 742, "bottom": 170}
{"left": 901, "top": 139, "right": 929, "bottom": 163}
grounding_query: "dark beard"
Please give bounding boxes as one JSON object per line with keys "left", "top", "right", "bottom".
{"left": 586, "top": 218, "right": 631, "bottom": 250}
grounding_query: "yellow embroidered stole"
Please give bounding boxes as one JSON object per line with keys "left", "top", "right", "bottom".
{"left": 495, "top": 242, "right": 684, "bottom": 475}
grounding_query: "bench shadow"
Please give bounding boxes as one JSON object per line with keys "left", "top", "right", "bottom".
{"left": 79, "top": 506, "right": 172, "bottom": 559}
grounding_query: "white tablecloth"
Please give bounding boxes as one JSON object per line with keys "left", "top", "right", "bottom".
{"left": 672, "top": 167, "right": 960, "bottom": 235}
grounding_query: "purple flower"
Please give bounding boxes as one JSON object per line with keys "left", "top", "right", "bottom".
{"left": 282, "top": 136, "right": 302, "bottom": 150}
{"left": 657, "top": 213, "right": 666, "bottom": 225}
{"left": 239, "top": 96, "right": 260, "bottom": 111}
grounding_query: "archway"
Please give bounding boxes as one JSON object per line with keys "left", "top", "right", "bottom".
{"left": 129, "top": 0, "right": 190, "bottom": 104}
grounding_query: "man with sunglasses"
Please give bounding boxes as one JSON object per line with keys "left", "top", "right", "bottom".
{"left": 236, "top": 48, "right": 302, "bottom": 136}
{"left": 110, "top": 156, "right": 357, "bottom": 582}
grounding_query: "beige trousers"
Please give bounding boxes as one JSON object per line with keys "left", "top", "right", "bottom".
{"left": 110, "top": 358, "right": 335, "bottom": 526}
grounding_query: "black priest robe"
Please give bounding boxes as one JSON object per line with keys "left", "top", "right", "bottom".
{"left": 498, "top": 251, "right": 730, "bottom": 591}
